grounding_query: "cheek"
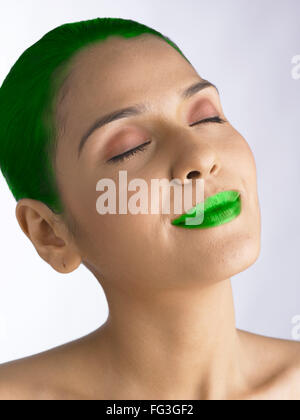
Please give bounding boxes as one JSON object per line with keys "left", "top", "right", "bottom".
{"left": 223, "top": 130, "right": 258, "bottom": 186}
{"left": 80, "top": 210, "right": 157, "bottom": 268}
{"left": 225, "top": 134, "right": 260, "bottom": 220}
{"left": 239, "top": 138, "right": 259, "bottom": 201}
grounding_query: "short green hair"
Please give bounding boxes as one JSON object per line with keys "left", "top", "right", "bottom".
{"left": 0, "top": 17, "right": 192, "bottom": 214}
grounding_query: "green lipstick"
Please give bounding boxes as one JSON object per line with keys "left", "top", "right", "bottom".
{"left": 171, "top": 190, "right": 242, "bottom": 229}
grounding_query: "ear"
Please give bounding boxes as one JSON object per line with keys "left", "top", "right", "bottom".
{"left": 15, "top": 199, "right": 82, "bottom": 274}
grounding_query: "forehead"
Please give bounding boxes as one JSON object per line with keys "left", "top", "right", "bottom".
{"left": 66, "top": 34, "right": 196, "bottom": 96}
{"left": 55, "top": 34, "right": 198, "bottom": 128}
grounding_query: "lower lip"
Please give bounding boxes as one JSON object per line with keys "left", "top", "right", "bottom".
{"left": 172, "top": 195, "right": 242, "bottom": 229}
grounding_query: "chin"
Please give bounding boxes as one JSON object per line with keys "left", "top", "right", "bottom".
{"left": 211, "top": 234, "right": 261, "bottom": 284}
{"left": 177, "top": 232, "right": 261, "bottom": 286}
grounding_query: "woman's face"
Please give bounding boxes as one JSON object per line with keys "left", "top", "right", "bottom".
{"left": 54, "top": 34, "right": 261, "bottom": 294}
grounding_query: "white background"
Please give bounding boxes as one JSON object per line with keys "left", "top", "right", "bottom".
{"left": 0, "top": 0, "right": 299, "bottom": 364}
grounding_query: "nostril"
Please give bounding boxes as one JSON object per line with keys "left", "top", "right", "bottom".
{"left": 211, "top": 164, "right": 218, "bottom": 174}
{"left": 187, "top": 170, "right": 201, "bottom": 179}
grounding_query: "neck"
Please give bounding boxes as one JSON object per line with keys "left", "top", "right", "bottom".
{"left": 98, "top": 278, "right": 248, "bottom": 399}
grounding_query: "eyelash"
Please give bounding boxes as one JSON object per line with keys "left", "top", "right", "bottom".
{"left": 106, "top": 116, "right": 226, "bottom": 164}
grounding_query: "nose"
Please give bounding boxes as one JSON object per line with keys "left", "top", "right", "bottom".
{"left": 171, "top": 144, "right": 221, "bottom": 185}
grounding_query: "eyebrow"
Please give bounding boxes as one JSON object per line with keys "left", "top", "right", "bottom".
{"left": 77, "top": 80, "right": 218, "bottom": 159}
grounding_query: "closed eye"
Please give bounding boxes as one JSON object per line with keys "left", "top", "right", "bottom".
{"left": 106, "top": 141, "right": 152, "bottom": 164}
{"left": 106, "top": 115, "right": 226, "bottom": 164}
{"left": 189, "top": 115, "right": 226, "bottom": 127}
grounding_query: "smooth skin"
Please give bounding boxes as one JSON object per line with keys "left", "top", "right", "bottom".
{"left": 0, "top": 34, "right": 300, "bottom": 400}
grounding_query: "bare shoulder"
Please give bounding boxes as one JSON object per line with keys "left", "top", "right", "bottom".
{"left": 0, "top": 345, "right": 78, "bottom": 400}
{"left": 238, "top": 328, "right": 300, "bottom": 366}
{"left": 0, "top": 355, "right": 58, "bottom": 400}
{"left": 0, "top": 329, "right": 107, "bottom": 400}
{"left": 238, "top": 329, "right": 300, "bottom": 399}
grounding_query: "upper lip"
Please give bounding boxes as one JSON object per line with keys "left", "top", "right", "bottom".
{"left": 171, "top": 189, "right": 242, "bottom": 225}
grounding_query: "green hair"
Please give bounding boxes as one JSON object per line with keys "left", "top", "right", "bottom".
{"left": 0, "top": 17, "right": 192, "bottom": 215}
